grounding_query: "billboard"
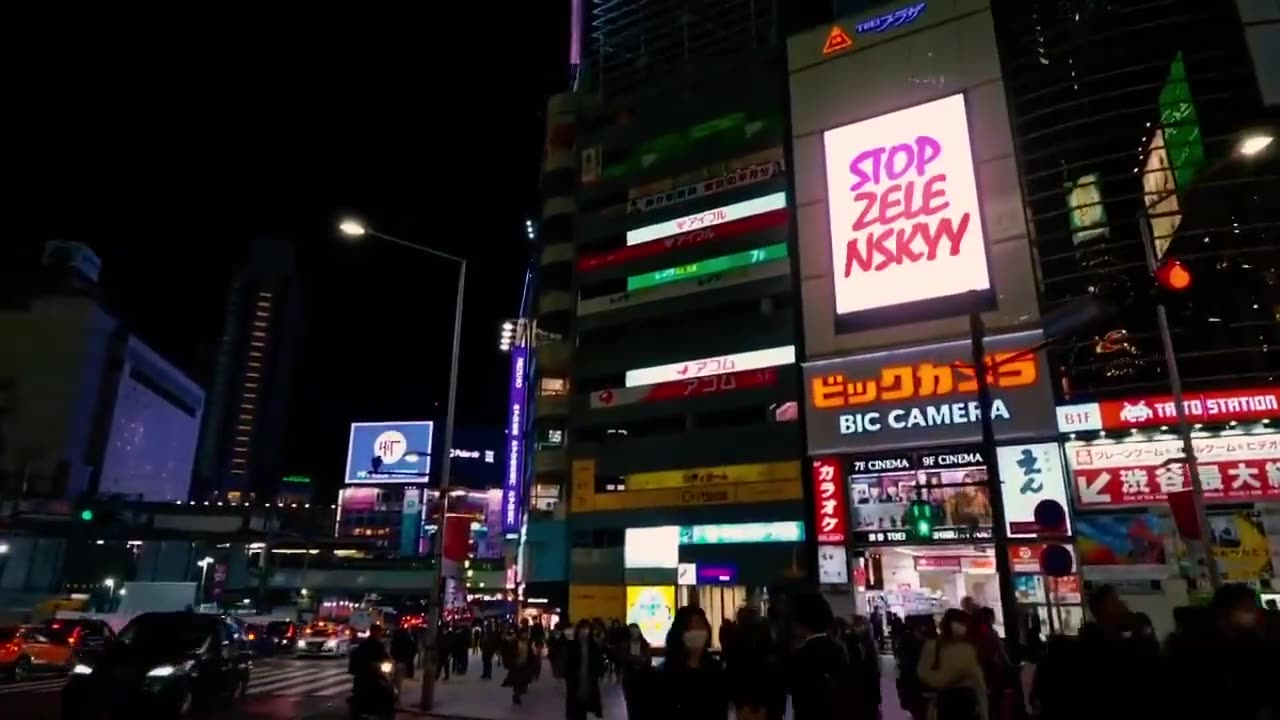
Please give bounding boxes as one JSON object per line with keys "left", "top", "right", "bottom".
{"left": 627, "top": 161, "right": 783, "bottom": 214}
{"left": 578, "top": 208, "right": 788, "bottom": 272}
{"left": 625, "top": 345, "right": 796, "bottom": 387}
{"left": 1055, "top": 387, "right": 1280, "bottom": 433}
{"left": 822, "top": 93, "right": 991, "bottom": 330}
{"left": 571, "top": 479, "right": 802, "bottom": 513}
{"left": 843, "top": 447, "right": 993, "bottom": 546}
{"left": 626, "top": 586, "right": 676, "bottom": 646}
{"left": 628, "top": 243, "right": 787, "bottom": 291}
{"left": 591, "top": 368, "right": 779, "bottom": 409}
{"left": 803, "top": 330, "right": 1057, "bottom": 454}
{"left": 344, "top": 421, "right": 433, "bottom": 484}
{"left": 579, "top": 258, "right": 789, "bottom": 316}
{"left": 502, "top": 346, "right": 528, "bottom": 534}
{"left": 626, "top": 192, "right": 788, "bottom": 246}
{"left": 995, "top": 442, "right": 1072, "bottom": 538}
{"left": 1065, "top": 173, "right": 1109, "bottom": 246}
{"left": 621, "top": 460, "right": 801, "bottom": 491}
{"left": 1065, "top": 433, "right": 1280, "bottom": 508}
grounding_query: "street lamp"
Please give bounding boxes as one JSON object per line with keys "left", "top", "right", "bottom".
{"left": 1136, "top": 127, "right": 1274, "bottom": 591}
{"left": 196, "top": 556, "right": 214, "bottom": 602}
{"left": 336, "top": 217, "right": 466, "bottom": 711}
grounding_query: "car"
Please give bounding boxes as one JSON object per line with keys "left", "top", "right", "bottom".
{"left": 261, "top": 620, "right": 298, "bottom": 655}
{"left": 294, "top": 621, "right": 353, "bottom": 658}
{"left": 61, "top": 612, "right": 251, "bottom": 718}
{"left": 43, "top": 618, "right": 116, "bottom": 665}
{"left": 1, "top": 625, "right": 76, "bottom": 681}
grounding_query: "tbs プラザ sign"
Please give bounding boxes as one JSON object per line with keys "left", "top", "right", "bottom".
{"left": 822, "top": 93, "right": 991, "bottom": 328}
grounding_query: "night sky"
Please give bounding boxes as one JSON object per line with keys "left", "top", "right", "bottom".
{"left": 8, "top": 9, "right": 571, "bottom": 499}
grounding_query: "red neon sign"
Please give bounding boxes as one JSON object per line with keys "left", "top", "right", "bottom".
{"left": 591, "top": 368, "right": 778, "bottom": 410}
{"left": 1057, "top": 387, "right": 1280, "bottom": 432}
{"left": 812, "top": 457, "right": 848, "bottom": 544}
{"left": 577, "top": 208, "right": 788, "bottom": 273}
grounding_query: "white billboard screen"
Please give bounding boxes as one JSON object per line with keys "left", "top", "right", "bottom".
{"left": 822, "top": 94, "right": 991, "bottom": 320}
{"left": 626, "top": 192, "right": 788, "bottom": 246}
{"left": 624, "top": 345, "right": 796, "bottom": 387}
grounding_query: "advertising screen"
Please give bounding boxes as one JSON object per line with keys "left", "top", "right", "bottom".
{"left": 628, "top": 243, "right": 788, "bottom": 291}
{"left": 626, "top": 586, "right": 676, "bottom": 646}
{"left": 803, "top": 330, "right": 1057, "bottom": 454}
{"left": 625, "top": 345, "right": 796, "bottom": 387}
{"left": 591, "top": 368, "right": 779, "bottom": 409}
{"left": 679, "top": 521, "right": 805, "bottom": 545}
{"left": 624, "top": 526, "right": 681, "bottom": 568}
{"left": 845, "top": 448, "right": 994, "bottom": 545}
{"left": 822, "top": 93, "right": 991, "bottom": 329}
{"left": 344, "top": 421, "right": 433, "bottom": 484}
{"left": 580, "top": 258, "right": 789, "bottom": 316}
{"left": 502, "top": 347, "right": 528, "bottom": 534}
{"left": 1075, "top": 514, "right": 1169, "bottom": 580}
{"left": 626, "top": 192, "right": 788, "bottom": 246}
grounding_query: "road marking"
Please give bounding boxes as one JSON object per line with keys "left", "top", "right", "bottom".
{"left": 0, "top": 678, "right": 69, "bottom": 695}
{"left": 248, "top": 667, "right": 350, "bottom": 696}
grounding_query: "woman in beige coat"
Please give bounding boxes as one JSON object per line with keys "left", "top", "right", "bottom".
{"left": 917, "top": 609, "right": 988, "bottom": 720}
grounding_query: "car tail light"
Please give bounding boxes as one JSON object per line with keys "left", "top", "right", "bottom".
{"left": 247, "top": 632, "right": 257, "bottom": 641}
{"left": 286, "top": 626, "right": 295, "bottom": 638}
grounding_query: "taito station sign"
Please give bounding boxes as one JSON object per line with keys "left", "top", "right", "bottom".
{"left": 822, "top": 93, "right": 991, "bottom": 328}
{"left": 1057, "top": 387, "right": 1280, "bottom": 432}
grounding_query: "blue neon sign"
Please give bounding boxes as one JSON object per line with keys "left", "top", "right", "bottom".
{"left": 856, "top": 2, "right": 926, "bottom": 34}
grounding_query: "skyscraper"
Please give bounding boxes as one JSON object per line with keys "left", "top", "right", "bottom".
{"left": 194, "top": 237, "right": 302, "bottom": 502}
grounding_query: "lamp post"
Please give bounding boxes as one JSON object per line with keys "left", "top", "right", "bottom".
{"left": 197, "top": 556, "right": 215, "bottom": 604}
{"left": 338, "top": 218, "right": 465, "bottom": 711}
{"left": 1135, "top": 129, "right": 1274, "bottom": 592}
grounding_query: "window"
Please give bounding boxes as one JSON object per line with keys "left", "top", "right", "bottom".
{"left": 539, "top": 378, "right": 569, "bottom": 397}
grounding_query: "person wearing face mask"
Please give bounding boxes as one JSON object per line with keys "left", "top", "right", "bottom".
{"left": 659, "top": 605, "right": 727, "bottom": 720}
{"left": 1167, "top": 583, "right": 1272, "bottom": 720}
{"left": 844, "top": 615, "right": 883, "bottom": 720}
{"left": 565, "top": 619, "right": 605, "bottom": 720}
{"left": 620, "top": 623, "right": 652, "bottom": 720}
{"left": 917, "top": 609, "right": 986, "bottom": 720}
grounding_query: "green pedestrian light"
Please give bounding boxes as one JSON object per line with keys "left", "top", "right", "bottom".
{"left": 907, "top": 497, "right": 933, "bottom": 540}
{"left": 79, "top": 508, "right": 95, "bottom": 522}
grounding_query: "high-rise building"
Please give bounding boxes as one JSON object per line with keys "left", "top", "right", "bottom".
{"left": 194, "top": 238, "right": 302, "bottom": 502}
{"left": 995, "top": 0, "right": 1279, "bottom": 399}
{"left": 528, "top": 0, "right": 809, "bottom": 638}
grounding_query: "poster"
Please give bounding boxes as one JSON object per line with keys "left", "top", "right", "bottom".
{"left": 626, "top": 586, "right": 676, "bottom": 647}
{"left": 1075, "top": 514, "right": 1170, "bottom": 580}
{"left": 1177, "top": 511, "right": 1275, "bottom": 583}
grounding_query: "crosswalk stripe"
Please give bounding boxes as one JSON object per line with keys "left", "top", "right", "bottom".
{"left": 0, "top": 679, "right": 67, "bottom": 694}
{"left": 249, "top": 669, "right": 349, "bottom": 696}
{"left": 249, "top": 666, "right": 318, "bottom": 684}
{"left": 312, "top": 680, "right": 355, "bottom": 696}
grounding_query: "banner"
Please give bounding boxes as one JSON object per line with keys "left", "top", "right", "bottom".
{"left": 570, "top": 459, "right": 596, "bottom": 513}
{"left": 572, "top": 479, "right": 802, "bottom": 513}
{"left": 812, "top": 457, "right": 848, "bottom": 543}
{"left": 626, "top": 345, "right": 796, "bottom": 387}
{"left": 628, "top": 147, "right": 785, "bottom": 200}
{"left": 1056, "top": 387, "right": 1280, "bottom": 432}
{"left": 623, "top": 461, "right": 801, "bottom": 492}
{"left": 570, "top": 585, "right": 625, "bottom": 623}
{"left": 627, "top": 161, "right": 784, "bottom": 214}
{"left": 1182, "top": 511, "right": 1276, "bottom": 583}
{"left": 578, "top": 208, "right": 788, "bottom": 273}
{"left": 591, "top": 368, "right": 779, "bottom": 409}
{"left": 626, "top": 192, "right": 788, "bottom": 247}
{"left": 578, "top": 259, "right": 789, "bottom": 316}
{"left": 1075, "top": 514, "right": 1169, "bottom": 580}
{"left": 1066, "top": 433, "right": 1280, "bottom": 508}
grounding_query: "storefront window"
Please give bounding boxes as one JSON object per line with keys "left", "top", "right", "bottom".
{"left": 540, "top": 377, "right": 568, "bottom": 396}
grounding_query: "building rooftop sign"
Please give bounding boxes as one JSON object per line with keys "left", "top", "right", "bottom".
{"left": 855, "top": 2, "right": 926, "bottom": 34}
{"left": 822, "top": 26, "right": 853, "bottom": 55}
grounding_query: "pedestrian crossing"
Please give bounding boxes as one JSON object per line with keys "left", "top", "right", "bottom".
{"left": 0, "top": 657, "right": 355, "bottom": 699}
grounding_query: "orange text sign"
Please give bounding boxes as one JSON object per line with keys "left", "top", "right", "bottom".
{"left": 810, "top": 352, "right": 1038, "bottom": 410}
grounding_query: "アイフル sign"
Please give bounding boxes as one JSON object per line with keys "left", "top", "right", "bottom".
{"left": 803, "top": 330, "right": 1057, "bottom": 454}
{"left": 822, "top": 93, "right": 992, "bottom": 331}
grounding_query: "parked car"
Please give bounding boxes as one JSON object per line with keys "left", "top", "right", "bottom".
{"left": 44, "top": 618, "right": 116, "bottom": 664}
{"left": 61, "top": 612, "right": 251, "bottom": 717}
{"left": 2, "top": 625, "right": 76, "bottom": 681}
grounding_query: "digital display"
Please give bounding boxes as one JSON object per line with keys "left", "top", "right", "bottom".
{"left": 822, "top": 94, "right": 991, "bottom": 324}
{"left": 626, "top": 586, "right": 676, "bottom": 647}
{"left": 626, "top": 192, "right": 788, "bottom": 247}
{"left": 845, "top": 448, "right": 993, "bottom": 546}
{"left": 628, "top": 243, "right": 787, "bottom": 291}
{"left": 625, "top": 345, "right": 796, "bottom": 387}
{"left": 679, "top": 521, "right": 804, "bottom": 545}
{"left": 624, "top": 526, "right": 681, "bottom": 568}
{"left": 344, "top": 421, "right": 433, "bottom": 484}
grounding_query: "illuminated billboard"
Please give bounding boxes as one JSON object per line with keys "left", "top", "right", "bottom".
{"left": 502, "top": 346, "right": 528, "bottom": 534}
{"left": 628, "top": 244, "right": 787, "bottom": 291}
{"left": 1142, "top": 128, "right": 1183, "bottom": 260}
{"left": 579, "top": 259, "right": 788, "bottom": 316}
{"left": 344, "top": 421, "right": 433, "bottom": 484}
{"left": 822, "top": 93, "right": 991, "bottom": 329}
{"left": 625, "top": 345, "right": 796, "bottom": 387}
{"left": 578, "top": 208, "right": 788, "bottom": 273}
{"left": 626, "top": 586, "right": 676, "bottom": 646}
{"left": 626, "top": 192, "right": 788, "bottom": 246}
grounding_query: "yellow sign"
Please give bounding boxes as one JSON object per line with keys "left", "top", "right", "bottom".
{"left": 624, "top": 461, "right": 801, "bottom": 492}
{"left": 583, "top": 479, "right": 802, "bottom": 512}
{"left": 570, "top": 459, "right": 597, "bottom": 513}
{"left": 626, "top": 586, "right": 676, "bottom": 647}
{"left": 569, "top": 584, "right": 625, "bottom": 622}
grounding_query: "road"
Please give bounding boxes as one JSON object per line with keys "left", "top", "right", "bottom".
{"left": 2, "top": 652, "right": 917, "bottom": 719}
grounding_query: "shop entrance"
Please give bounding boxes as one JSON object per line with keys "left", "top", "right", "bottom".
{"left": 856, "top": 545, "right": 1006, "bottom": 642}
{"left": 677, "top": 585, "right": 767, "bottom": 649}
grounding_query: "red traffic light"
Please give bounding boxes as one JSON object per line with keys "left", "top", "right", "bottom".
{"left": 1155, "top": 258, "right": 1193, "bottom": 292}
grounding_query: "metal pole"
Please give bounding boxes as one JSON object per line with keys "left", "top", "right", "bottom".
{"left": 1137, "top": 215, "right": 1221, "bottom": 590}
{"left": 969, "top": 312, "right": 1021, "bottom": 661}
{"left": 421, "top": 259, "right": 466, "bottom": 711}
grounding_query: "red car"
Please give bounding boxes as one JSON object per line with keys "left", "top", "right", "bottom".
{"left": 1, "top": 625, "right": 76, "bottom": 681}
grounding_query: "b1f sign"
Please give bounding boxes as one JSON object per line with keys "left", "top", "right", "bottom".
{"left": 823, "top": 94, "right": 992, "bottom": 329}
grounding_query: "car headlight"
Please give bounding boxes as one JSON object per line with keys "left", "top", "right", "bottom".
{"left": 323, "top": 639, "right": 337, "bottom": 648}
{"left": 72, "top": 664, "right": 94, "bottom": 675}
{"left": 379, "top": 661, "right": 394, "bottom": 674}
{"left": 147, "top": 661, "right": 193, "bottom": 678}
{"left": 297, "top": 639, "right": 307, "bottom": 649}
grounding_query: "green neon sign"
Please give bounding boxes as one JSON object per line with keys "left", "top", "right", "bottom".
{"left": 627, "top": 243, "right": 787, "bottom": 291}
{"left": 678, "top": 521, "right": 805, "bottom": 545}
{"left": 283, "top": 475, "right": 311, "bottom": 484}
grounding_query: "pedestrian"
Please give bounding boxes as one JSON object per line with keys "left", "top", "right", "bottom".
{"left": 531, "top": 619, "right": 547, "bottom": 681}
{"left": 787, "top": 591, "right": 852, "bottom": 720}
{"left": 970, "top": 608, "right": 1012, "bottom": 720}
{"left": 390, "top": 623, "right": 417, "bottom": 702}
{"left": 480, "top": 622, "right": 500, "bottom": 679}
{"left": 504, "top": 626, "right": 537, "bottom": 705}
{"left": 845, "top": 615, "right": 883, "bottom": 720}
{"left": 896, "top": 615, "right": 936, "bottom": 720}
{"left": 659, "top": 605, "right": 728, "bottom": 720}
{"left": 565, "top": 619, "right": 605, "bottom": 720}
{"left": 917, "top": 609, "right": 986, "bottom": 720}
{"left": 619, "top": 622, "right": 652, "bottom": 720}
{"left": 723, "top": 607, "right": 784, "bottom": 720}
{"left": 1167, "top": 583, "right": 1272, "bottom": 719}
{"left": 453, "top": 624, "right": 470, "bottom": 675}
{"left": 435, "top": 623, "right": 452, "bottom": 681}
{"left": 548, "top": 622, "right": 567, "bottom": 679}
{"left": 1072, "top": 584, "right": 1161, "bottom": 719}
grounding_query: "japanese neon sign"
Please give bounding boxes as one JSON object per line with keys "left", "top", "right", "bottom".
{"left": 502, "top": 347, "right": 527, "bottom": 533}
{"left": 625, "top": 345, "right": 796, "bottom": 388}
{"left": 811, "top": 457, "right": 848, "bottom": 544}
{"left": 1056, "top": 387, "right": 1280, "bottom": 433}
{"left": 627, "top": 243, "right": 787, "bottom": 291}
{"left": 626, "top": 192, "right": 787, "bottom": 247}
{"left": 855, "top": 2, "right": 926, "bottom": 34}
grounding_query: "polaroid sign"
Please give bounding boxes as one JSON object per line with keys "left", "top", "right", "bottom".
{"left": 502, "top": 347, "right": 528, "bottom": 534}
{"left": 822, "top": 94, "right": 992, "bottom": 330}
{"left": 803, "top": 331, "right": 1057, "bottom": 454}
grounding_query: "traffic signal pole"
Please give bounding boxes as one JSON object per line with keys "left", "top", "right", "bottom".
{"left": 969, "top": 312, "right": 1022, "bottom": 662}
{"left": 1138, "top": 215, "right": 1221, "bottom": 590}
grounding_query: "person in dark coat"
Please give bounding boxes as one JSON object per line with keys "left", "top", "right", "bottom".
{"left": 788, "top": 591, "right": 852, "bottom": 720}
{"left": 619, "top": 622, "right": 653, "bottom": 720}
{"left": 660, "top": 605, "right": 729, "bottom": 720}
{"left": 502, "top": 626, "right": 538, "bottom": 704}
{"left": 564, "top": 619, "right": 605, "bottom": 720}
{"left": 480, "top": 623, "right": 501, "bottom": 679}
{"left": 845, "top": 615, "right": 883, "bottom": 720}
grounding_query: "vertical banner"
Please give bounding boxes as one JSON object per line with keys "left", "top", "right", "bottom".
{"left": 503, "top": 346, "right": 528, "bottom": 534}
{"left": 811, "top": 457, "right": 848, "bottom": 543}
{"left": 441, "top": 513, "right": 472, "bottom": 579}
{"left": 400, "top": 487, "right": 423, "bottom": 557}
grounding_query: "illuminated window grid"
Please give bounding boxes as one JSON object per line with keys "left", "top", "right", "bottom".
{"left": 626, "top": 243, "right": 787, "bottom": 291}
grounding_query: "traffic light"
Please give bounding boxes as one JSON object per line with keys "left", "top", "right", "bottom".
{"left": 1155, "top": 258, "right": 1193, "bottom": 293}
{"left": 79, "top": 508, "right": 95, "bottom": 522}
{"left": 906, "top": 497, "right": 934, "bottom": 540}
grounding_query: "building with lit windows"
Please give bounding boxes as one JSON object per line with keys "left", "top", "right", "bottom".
{"left": 193, "top": 237, "right": 302, "bottom": 502}
{"left": 527, "top": 0, "right": 815, "bottom": 642}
